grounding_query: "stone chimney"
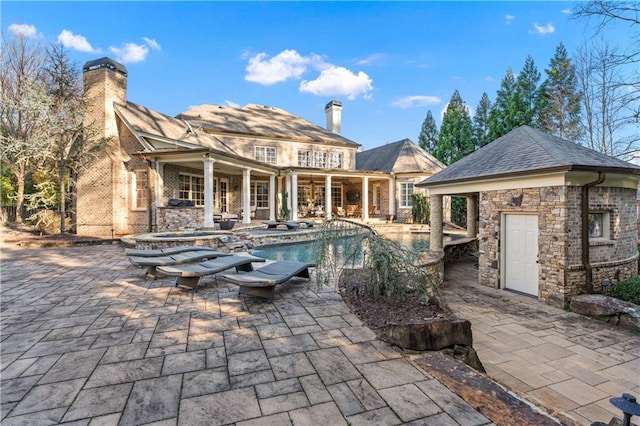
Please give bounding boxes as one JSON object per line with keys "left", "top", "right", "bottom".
{"left": 82, "top": 57, "right": 128, "bottom": 141}
{"left": 325, "top": 100, "right": 342, "bottom": 134}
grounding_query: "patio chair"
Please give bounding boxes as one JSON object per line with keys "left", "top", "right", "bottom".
{"left": 221, "top": 260, "right": 316, "bottom": 301}
{"left": 368, "top": 205, "right": 376, "bottom": 216}
{"left": 346, "top": 204, "right": 359, "bottom": 217}
{"left": 332, "top": 206, "right": 346, "bottom": 217}
{"left": 157, "top": 255, "right": 266, "bottom": 295}
{"left": 128, "top": 250, "right": 230, "bottom": 278}
{"left": 124, "top": 245, "right": 213, "bottom": 257}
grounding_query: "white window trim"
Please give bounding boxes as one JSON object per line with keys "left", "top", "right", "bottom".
{"left": 588, "top": 210, "right": 611, "bottom": 241}
{"left": 178, "top": 172, "right": 205, "bottom": 207}
{"left": 255, "top": 146, "right": 277, "bottom": 165}
{"left": 399, "top": 182, "right": 414, "bottom": 208}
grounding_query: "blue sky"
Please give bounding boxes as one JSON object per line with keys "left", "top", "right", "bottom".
{"left": 3, "top": 1, "right": 634, "bottom": 150}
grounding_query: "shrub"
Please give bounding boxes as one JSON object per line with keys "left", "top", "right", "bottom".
{"left": 610, "top": 276, "right": 640, "bottom": 305}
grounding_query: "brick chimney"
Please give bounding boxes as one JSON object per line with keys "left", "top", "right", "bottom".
{"left": 325, "top": 100, "right": 342, "bottom": 134}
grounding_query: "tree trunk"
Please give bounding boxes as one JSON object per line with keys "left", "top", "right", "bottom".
{"left": 59, "top": 153, "right": 66, "bottom": 234}
{"left": 16, "top": 176, "right": 25, "bottom": 224}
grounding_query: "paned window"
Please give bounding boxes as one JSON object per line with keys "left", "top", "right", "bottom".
{"left": 399, "top": 183, "right": 414, "bottom": 208}
{"left": 588, "top": 211, "right": 610, "bottom": 239}
{"left": 133, "top": 170, "right": 147, "bottom": 210}
{"left": 255, "top": 146, "right": 276, "bottom": 165}
{"left": 329, "top": 152, "right": 343, "bottom": 169}
{"left": 314, "top": 152, "right": 327, "bottom": 168}
{"left": 298, "top": 150, "right": 312, "bottom": 167}
{"left": 179, "top": 174, "right": 204, "bottom": 206}
{"left": 331, "top": 186, "right": 342, "bottom": 207}
{"left": 251, "top": 181, "right": 269, "bottom": 208}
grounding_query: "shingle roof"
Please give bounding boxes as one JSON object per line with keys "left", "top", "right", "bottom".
{"left": 356, "top": 139, "right": 445, "bottom": 173}
{"left": 419, "top": 126, "right": 640, "bottom": 186}
{"left": 176, "top": 104, "right": 360, "bottom": 147}
{"left": 115, "top": 102, "right": 239, "bottom": 155}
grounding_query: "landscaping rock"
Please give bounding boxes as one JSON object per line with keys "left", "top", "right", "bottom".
{"left": 570, "top": 294, "right": 640, "bottom": 332}
{"left": 386, "top": 318, "right": 472, "bottom": 351}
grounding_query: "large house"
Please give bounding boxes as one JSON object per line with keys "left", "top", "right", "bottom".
{"left": 77, "top": 57, "right": 444, "bottom": 237}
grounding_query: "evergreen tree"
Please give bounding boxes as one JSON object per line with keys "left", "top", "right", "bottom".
{"left": 487, "top": 68, "right": 518, "bottom": 141}
{"left": 472, "top": 92, "right": 492, "bottom": 149}
{"left": 433, "top": 90, "right": 474, "bottom": 165}
{"left": 536, "top": 42, "right": 582, "bottom": 140}
{"left": 514, "top": 55, "right": 541, "bottom": 126}
{"left": 418, "top": 110, "right": 439, "bottom": 152}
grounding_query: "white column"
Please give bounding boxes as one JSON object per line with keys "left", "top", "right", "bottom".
{"left": 154, "top": 161, "right": 164, "bottom": 208}
{"left": 467, "top": 195, "right": 478, "bottom": 238}
{"left": 362, "top": 176, "right": 369, "bottom": 221}
{"left": 285, "top": 175, "right": 292, "bottom": 221}
{"left": 203, "top": 156, "right": 215, "bottom": 228}
{"left": 388, "top": 177, "right": 395, "bottom": 219}
{"left": 242, "top": 168, "right": 251, "bottom": 224}
{"left": 269, "top": 175, "right": 276, "bottom": 221}
{"left": 291, "top": 171, "right": 298, "bottom": 221}
{"left": 325, "top": 175, "right": 332, "bottom": 219}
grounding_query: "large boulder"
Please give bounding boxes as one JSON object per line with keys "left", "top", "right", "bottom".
{"left": 386, "top": 318, "right": 472, "bottom": 351}
{"left": 570, "top": 294, "right": 640, "bottom": 332}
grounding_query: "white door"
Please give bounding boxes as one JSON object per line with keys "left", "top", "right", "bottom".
{"left": 504, "top": 214, "right": 539, "bottom": 296}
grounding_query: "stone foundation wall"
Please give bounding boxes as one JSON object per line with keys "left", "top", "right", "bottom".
{"left": 478, "top": 185, "right": 638, "bottom": 308}
{"left": 157, "top": 207, "right": 204, "bottom": 231}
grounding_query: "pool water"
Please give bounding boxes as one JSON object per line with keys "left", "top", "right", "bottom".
{"left": 251, "top": 232, "right": 437, "bottom": 263}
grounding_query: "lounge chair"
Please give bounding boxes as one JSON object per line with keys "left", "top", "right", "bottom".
{"left": 157, "top": 255, "right": 266, "bottom": 294}
{"left": 346, "top": 204, "right": 359, "bottom": 218}
{"left": 124, "top": 245, "right": 213, "bottom": 257}
{"left": 284, "top": 221, "right": 300, "bottom": 230}
{"left": 221, "top": 260, "right": 316, "bottom": 301}
{"left": 128, "top": 250, "right": 229, "bottom": 278}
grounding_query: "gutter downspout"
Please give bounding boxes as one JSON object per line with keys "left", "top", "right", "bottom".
{"left": 582, "top": 172, "right": 605, "bottom": 293}
{"left": 146, "top": 160, "right": 154, "bottom": 233}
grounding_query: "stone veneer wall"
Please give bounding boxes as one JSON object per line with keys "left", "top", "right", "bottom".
{"left": 157, "top": 207, "right": 204, "bottom": 231}
{"left": 479, "top": 185, "right": 638, "bottom": 308}
{"left": 565, "top": 186, "right": 638, "bottom": 299}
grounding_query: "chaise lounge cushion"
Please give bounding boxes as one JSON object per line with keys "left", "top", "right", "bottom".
{"left": 221, "top": 260, "right": 315, "bottom": 301}
{"left": 124, "top": 245, "right": 214, "bottom": 257}
{"left": 157, "top": 255, "right": 266, "bottom": 293}
{"left": 128, "top": 250, "right": 229, "bottom": 277}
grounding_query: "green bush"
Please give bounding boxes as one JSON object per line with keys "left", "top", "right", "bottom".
{"left": 610, "top": 276, "right": 640, "bottom": 305}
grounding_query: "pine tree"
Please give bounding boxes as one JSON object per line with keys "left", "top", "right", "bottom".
{"left": 487, "top": 68, "right": 518, "bottom": 141}
{"left": 433, "top": 90, "right": 474, "bottom": 165}
{"left": 472, "top": 92, "right": 492, "bottom": 149}
{"left": 536, "top": 43, "right": 582, "bottom": 140}
{"left": 514, "top": 55, "right": 541, "bottom": 126}
{"left": 418, "top": 110, "right": 439, "bottom": 152}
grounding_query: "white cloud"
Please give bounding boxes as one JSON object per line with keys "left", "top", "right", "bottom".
{"left": 485, "top": 75, "right": 494, "bottom": 82}
{"left": 110, "top": 42, "right": 149, "bottom": 64}
{"left": 224, "top": 100, "right": 240, "bottom": 108}
{"left": 530, "top": 22, "right": 555, "bottom": 35}
{"left": 9, "top": 23, "right": 38, "bottom": 38}
{"left": 356, "top": 53, "right": 386, "bottom": 66}
{"left": 299, "top": 66, "right": 373, "bottom": 100}
{"left": 245, "top": 49, "right": 322, "bottom": 85}
{"left": 392, "top": 95, "right": 441, "bottom": 109}
{"left": 143, "top": 37, "right": 161, "bottom": 51}
{"left": 561, "top": 9, "right": 572, "bottom": 15}
{"left": 57, "top": 29, "right": 95, "bottom": 52}
{"left": 505, "top": 14, "right": 515, "bottom": 24}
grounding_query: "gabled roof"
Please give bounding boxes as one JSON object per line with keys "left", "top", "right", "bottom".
{"left": 419, "top": 126, "right": 640, "bottom": 186}
{"left": 356, "top": 138, "right": 445, "bottom": 173}
{"left": 114, "top": 102, "right": 239, "bottom": 155}
{"left": 176, "top": 104, "right": 360, "bottom": 147}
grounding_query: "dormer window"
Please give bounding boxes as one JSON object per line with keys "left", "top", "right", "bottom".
{"left": 255, "top": 146, "right": 276, "bottom": 165}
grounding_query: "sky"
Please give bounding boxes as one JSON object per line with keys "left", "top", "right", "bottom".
{"left": 3, "top": 1, "right": 635, "bottom": 151}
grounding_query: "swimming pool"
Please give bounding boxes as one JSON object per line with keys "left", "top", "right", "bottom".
{"left": 251, "top": 232, "right": 444, "bottom": 263}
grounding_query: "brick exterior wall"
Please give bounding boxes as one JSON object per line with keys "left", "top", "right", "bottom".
{"left": 478, "top": 185, "right": 638, "bottom": 308}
